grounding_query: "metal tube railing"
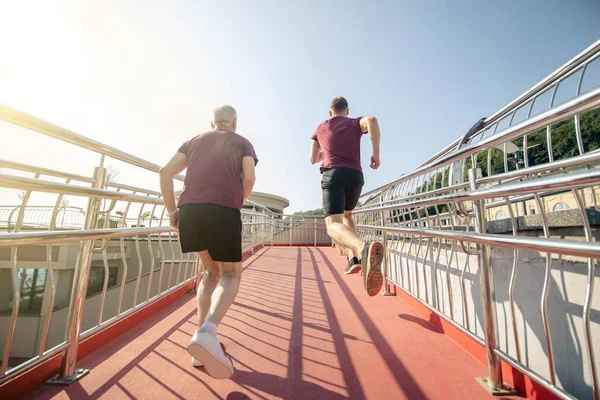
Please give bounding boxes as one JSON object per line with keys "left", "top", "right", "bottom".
{"left": 485, "top": 40, "right": 600, "bottom": 127}
{"left": 1, "top": 176, "right": 35, "bottom": 376}
{"left": 360, "top": 149, "right": 600, "bottom": 213}
{"left": 361, "top": 85, "right": 600, "bottom": 199}
{"left": 356, "top": 224, "right": 600, "bottom": 259}
{"left": 0, "top": 174, "right": 164, "bottom": 204}
{"left": 413, "top": 40, "right": 600, "bottom": 171}
{"left": 0, "top": 104, "right": 185, "bottom": 182}
{"left": 59, "top": 166, "right": 106, "bottom": 381}
{"left": 354, "top": 40, "right": 600, "bottom": 399}
{"left": 0, "top": 159, "right": 95, "bottom": 183}
{"left": 0, "top": 226, "right": 173, "bottom": 247}
{"left": 356, "top": 168, "right": 600, "bottom": 216}
{"left": 469, "top": 169, "right": 504, "bottom": 391}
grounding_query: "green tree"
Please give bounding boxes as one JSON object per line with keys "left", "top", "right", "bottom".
{"left": 460, "top": 107, "right": 600, "bottom": 180}
{"left": 293, "top": 208, "right": 324, "bottom": 216}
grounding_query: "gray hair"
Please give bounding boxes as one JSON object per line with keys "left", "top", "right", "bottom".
{"left": 212, "top": 105, "right": 237, "bottom": 125}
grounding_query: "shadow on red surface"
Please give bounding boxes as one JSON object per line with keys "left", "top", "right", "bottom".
{"left": 17, "top": 247, "right": 517, "bottom": 399}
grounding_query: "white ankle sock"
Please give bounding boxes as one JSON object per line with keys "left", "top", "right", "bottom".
{"left": 201, "top": 321, "right": 217, "bottom": 336}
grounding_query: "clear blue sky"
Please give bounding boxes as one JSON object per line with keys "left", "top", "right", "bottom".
{"left": 1, "top": 0, "right": 599, "bottom": 213}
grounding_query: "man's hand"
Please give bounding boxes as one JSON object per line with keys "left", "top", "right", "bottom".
{"left": 242, "top": 156, "right": 256, "bottom": 201}
{"left": 169, "top": 210, "right": 180, "bottom": 229}
{"left": 159, "top": 152, "right": 188, "bottom": 229}
{"left": 370, "top": 155, "right": 380, "bottom": 169}
{"left": 360, "top": 116, "right": 381, "bottom": 170}
{"left": 310, "top": 140, "right": 324, "bottom": 165}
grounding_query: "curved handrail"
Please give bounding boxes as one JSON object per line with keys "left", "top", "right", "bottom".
{"left": 414, "top": 39, "right": 600, "bottom": 170}
{"left": 355, "top": 168, "right": 600, "bottom": 215}
{"left": 360, "top": 85, "right": 600, "bottom": 198}
{"left": 357, "top": 224, "right": 600, "bottom": 259}
{"left": 0, "top": 174, "right": 164, "bottom": 205}
{"left": 0, "top": 104, "right": 185, "bottom": 181}
{"left": 0, "top": 226, "right": 174, "bottom": 248}
{"left": 0, "top": 159, "right": 95, "bottom": 183}
{"left": 484, "top": 40, "right": 600, "bottom": 128}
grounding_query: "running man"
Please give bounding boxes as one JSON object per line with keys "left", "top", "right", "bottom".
{"left": 159, "top": 105, "right": 257, "bottom": 378}
{"left": 310, "top": 96, "right": 384, "bottom": 296}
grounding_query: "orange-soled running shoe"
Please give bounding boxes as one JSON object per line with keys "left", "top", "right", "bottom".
{"left": 344, "top": 256, "right": 362, "bottom": 275}
{"left": 361, "top": 242, "right": 384, "bottom": 297}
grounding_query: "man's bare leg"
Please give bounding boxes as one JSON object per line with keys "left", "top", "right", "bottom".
{"left": 342, "top": 210, "right": 358, "bottom": 259}
{"left": 201, "top": 261, "right": 242, "bottom": 328}
{"left": 325, "top": 213, "right": 364, "bottom": 258}
{"left": 189, "top": 259, "right": 241, "bottom": 378}
{"left": 196, "top": 250, "right": 220, "bottom": 327}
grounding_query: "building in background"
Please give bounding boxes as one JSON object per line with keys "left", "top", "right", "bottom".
{"left": 174, "top": 190, "right": 289, "bottom": 215}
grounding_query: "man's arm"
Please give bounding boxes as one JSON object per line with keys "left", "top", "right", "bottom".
{"left": 241, "top": 156, "right": 256, "bottom": 201}
{"left": 310, "top": 140, "right": 324, "bottom": 165}
{"left": 360, "top": 116, "right": 381, "bottom": 169}
{"left": 159, "top": 152, "right": 188, "bottom": 227}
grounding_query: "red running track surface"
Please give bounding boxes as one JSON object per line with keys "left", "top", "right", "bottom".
{"left": 24, "top": 247, "right": 516, "bottom": 399}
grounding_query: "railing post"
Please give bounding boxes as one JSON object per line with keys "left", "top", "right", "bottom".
{"left": 314, "top": 217, "right": 317, "bottom": 247}
{"left": 251, "top": 207, "right": 256, "bottom": 254}
{"left": 469, "top": 168, "right": 514, "bottom": 395}
{"left": 51, "top": 166, "right": 106, "bottom": 384}
{"left": 270, "top": 216, "right": 274, "bottom": 246}
{"left": 261, "top": 215, "right": 265, "bottom": 248}
{"left": 380, "top": 195, "right": 394, "bottom": 296}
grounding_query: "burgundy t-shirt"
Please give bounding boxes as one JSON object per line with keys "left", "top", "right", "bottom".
{"left": 311, "top": 116, "right": 366, "bottom": 172}
{"left": 177, "top": 130, "right": 258, "bottom": 210}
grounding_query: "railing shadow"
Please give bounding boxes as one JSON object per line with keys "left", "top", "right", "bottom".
{"left": 397, "top": 314, "right": 443, "bottom": 334}
{"left": 312, "top": 247, "right": 430, "bottom": 399}
{"left": 24, "top": 294, "right": 202, "bottom": 399}
{"left": 23, "top": 247, "right": 436, "bottom": 399}
{"left": 387, "top": 237, "right": 598, "bottom": 399}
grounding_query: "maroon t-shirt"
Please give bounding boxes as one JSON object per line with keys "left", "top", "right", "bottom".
{"left": 177, "top": 130, "right": 258, "bottom": 210}
{"left": 311, "top": 116, "right": 366, "bottom": 172}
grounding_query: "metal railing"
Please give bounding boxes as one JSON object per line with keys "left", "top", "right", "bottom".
{"left": 0, "top": 205, "right": 86, "bottom": 229}
{"left": 355, "top": 40, "right": 600, "bottom": 399}
{"left": 0, "top": 107, "right": 330, "bottom": 387}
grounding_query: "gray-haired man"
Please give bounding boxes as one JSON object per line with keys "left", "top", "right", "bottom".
{"left": 160, "top": 105, "right": 257, "bottom": 378}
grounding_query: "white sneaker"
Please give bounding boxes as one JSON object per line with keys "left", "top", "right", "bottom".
{"left": 188, "top": 330, "right": 233, "bottom": 379}
{"left": 192, "top": 357, "right": 203, "bottom": 367}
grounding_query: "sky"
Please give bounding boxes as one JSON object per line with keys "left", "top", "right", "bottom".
{"left": 0, "top": 0, "right": 599, "bottom": 213}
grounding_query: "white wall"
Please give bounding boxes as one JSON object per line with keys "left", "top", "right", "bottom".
{"left": 272, "top": 218, "right": 331, "bottom": 245}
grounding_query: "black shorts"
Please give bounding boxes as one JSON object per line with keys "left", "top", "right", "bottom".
{"left": 178, "top": 203, "right": 242, "bottom": 262}
{"left": 321, "top": 167, "right": 364, "bottom": 217}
